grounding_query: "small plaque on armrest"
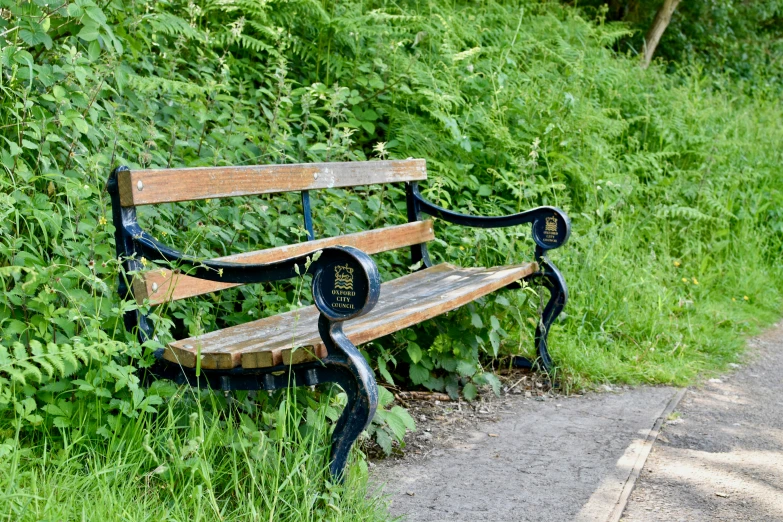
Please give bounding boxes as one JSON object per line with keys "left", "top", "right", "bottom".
{"left": 532, "top": 212, "right": 569, "bottom": 250}
{"left": 312, "top": 247, "right": 380, "bottom": 321}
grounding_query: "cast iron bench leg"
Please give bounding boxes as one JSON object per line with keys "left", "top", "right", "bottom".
{"left": 318, "top": 315, "right": 379, "bottom": 481}
{"left": 514, "top": 258, "right": 568, "bottom": 373}
{"left": 533, "top": 259, "right": 568, "bottom": 372}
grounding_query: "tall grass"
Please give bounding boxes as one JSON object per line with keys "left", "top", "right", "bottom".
{"left": 0, "top": 384, "right": 389, "bottom": 521}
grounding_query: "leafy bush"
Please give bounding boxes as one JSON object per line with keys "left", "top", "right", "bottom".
{"left": 577, "top": 0, "right": 783, "bottom": 92}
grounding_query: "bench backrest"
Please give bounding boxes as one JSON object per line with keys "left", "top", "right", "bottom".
{"left": 118, "top": 160, "right": 432, "bottom": 305}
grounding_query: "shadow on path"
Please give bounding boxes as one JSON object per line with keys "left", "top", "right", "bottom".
{"left": 621, "top": 322, "right": 783, "bottom": 521}
{"left": 372, "top": 385, "right": 677, "bottom": 521}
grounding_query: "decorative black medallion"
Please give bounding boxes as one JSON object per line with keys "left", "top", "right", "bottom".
{"left": 312, "top": 247, "right": 380, "bottom": 322}
{"left": 532, "top": 212, "right": 569, "bottom": 250}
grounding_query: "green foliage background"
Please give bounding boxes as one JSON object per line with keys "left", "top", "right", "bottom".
{"left": 1, "top": 0, "right": 782, "bottom": 518}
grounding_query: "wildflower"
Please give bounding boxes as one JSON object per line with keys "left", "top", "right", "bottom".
{"left": 373, "top": 141, "right": 388, "bottom": 160}
{"left": 673, "top": 260, "right": 680, "bottom": 267}
{"left": 732, "top": 298, "right": 736, "bottom": 302}
{"left": 681, "top": 278, "right": 688, "bottom": 283}
{"left": 529, "top": 138, "right": 541, "bottom": 160}
{"left": 141, "top": 257, "right": 148, "bottom": 267}
{"left": 230, "top": 16, "right": 245, "bottom": 38}
{"left": 99, "top": 216, "right": 107, "bottom": 226}
{"left": 743, "top": 296, "right": 749, "bottom": 301}
{"left": 692, "top": 277, "right": 699, "bottom": 285}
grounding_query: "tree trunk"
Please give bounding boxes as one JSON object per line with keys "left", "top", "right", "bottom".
{"left": 642, "top": 0, "right": 681, "bottom": 68}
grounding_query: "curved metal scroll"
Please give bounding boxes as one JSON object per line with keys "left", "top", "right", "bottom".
{"left": 409, "top": 183, "right": 571, "bottom": 251}
{"left": 513, "top": 259, "right": 568, "bottom": 373}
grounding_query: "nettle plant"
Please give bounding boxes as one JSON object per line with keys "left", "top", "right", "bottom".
{"left": 0, "top": 0, "right": 436, "bottom": 455}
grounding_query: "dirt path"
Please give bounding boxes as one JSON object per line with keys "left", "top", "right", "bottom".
{"left": 371, "top": 384, "right": 678, "bottom": 521}
{"left": 621, "top": 322, "right": 783, "bottom": 521}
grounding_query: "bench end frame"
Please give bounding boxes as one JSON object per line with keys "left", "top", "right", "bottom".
{"left": 406, "top": 181, "right": 570, "bottom": 373}
{"left": 310, "top": 245, "right": 381, "bottom": 479}
{"left": 108, "top": 166, "right": 382, "bottom": 482}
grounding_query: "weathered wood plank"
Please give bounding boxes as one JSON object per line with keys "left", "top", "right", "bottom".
{"left": 137, "top": 220, "right": 435, "bottom": 305}
{"left": 161, "top": 262, "right": 538, "bottom": 370}
{"left": 163, "top": 311, "right": 304, "bottom": 369}
{"left": 275, "top": 262, "right": 538, "bottom": 367}
{"left": 118, "top": 159, "right": 427, "bottom": 206}
{"left": 165, "top": 264, "right": 452, "bottom": 370}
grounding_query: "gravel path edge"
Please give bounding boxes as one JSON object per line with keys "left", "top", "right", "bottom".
{"left": 576, "top": 388, "right": 687, "bottom": 522}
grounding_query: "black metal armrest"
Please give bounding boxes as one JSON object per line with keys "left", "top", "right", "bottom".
{"left": 409, "top": 183, "right": 571, "bottom": 251}
{"left": 125, "top": 221, "right": 379, "bottom": 287}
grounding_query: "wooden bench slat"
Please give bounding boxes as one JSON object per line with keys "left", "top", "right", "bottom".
{"left": 118, "top": 159, "right": 427, "bottom": 206}
{"left": 136, "top": 220, "right": 436, "bottom": 305}
{"left": 164, "top": 263, "right": 454, "bottom": 369}
{"left": 268, "top": 262, "right": 538, "bottom": 367}
{"left": 163, "top": 262, "right": 537, "bottom": 370}
{"left": 275, "top": 261, "right": 537, "bottom": 367}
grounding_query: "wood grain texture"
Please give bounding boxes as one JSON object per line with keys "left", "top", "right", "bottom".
{"left": 137, "top": 220, "right": 435, "bottom": 305}
{"left": 118, "top": 159, "right": 427, "bottom": 206}
{"left": 164, "top": 264, "right": 449, "bottom": 369}
{"left": 162, "top": 262, "right": 538, "bottom": 370}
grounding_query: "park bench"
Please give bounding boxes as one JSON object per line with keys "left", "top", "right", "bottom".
{"left": 106, "top": 159, "right": 569, "bottom": 479}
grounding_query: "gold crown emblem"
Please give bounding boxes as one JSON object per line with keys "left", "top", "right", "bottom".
{"left": 334, "top": 264, "right": 354, "bottom": 290}
{"left": 544, "top": 216, "right": 559, "bottom": 235}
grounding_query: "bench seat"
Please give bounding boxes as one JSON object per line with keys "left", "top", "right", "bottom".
{"left": 164, "top": 261, "right": 537, "bottom": 371}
